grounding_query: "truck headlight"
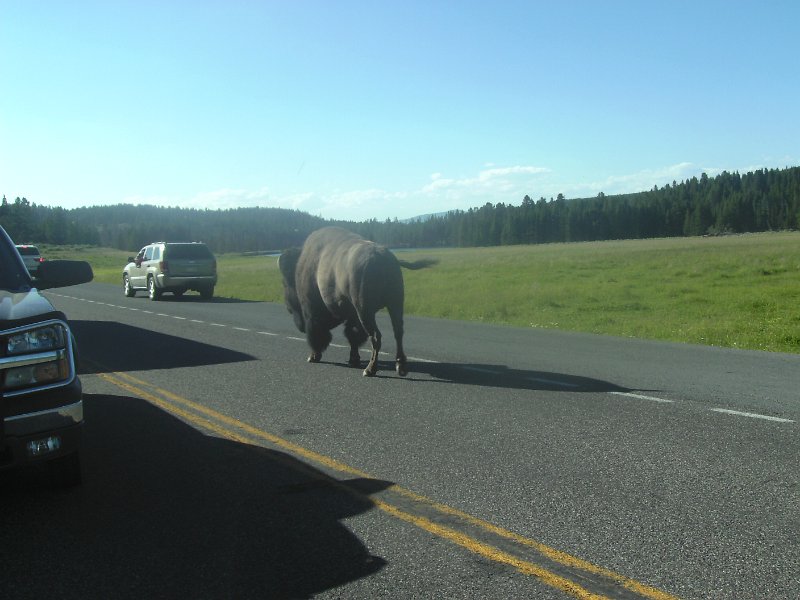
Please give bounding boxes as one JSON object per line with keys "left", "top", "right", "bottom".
{"left": 2, "top": 322, "right": 72, "bottom": 391}
{"left": 7, "top": 324, "right": 66, "bottom": 354}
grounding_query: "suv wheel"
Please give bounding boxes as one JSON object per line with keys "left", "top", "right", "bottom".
{"left": 123, "top": 274, "right": 136, "bottom": 297}
{"left": 200, "top": 285, "right": 214, "bottom": 300}
{"left": 148, "top": 276, "right": 162, "bottom": 301}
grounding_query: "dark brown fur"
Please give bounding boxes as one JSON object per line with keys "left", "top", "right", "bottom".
{"left": 278, "top": 227, "right": 434, "bottom": 376}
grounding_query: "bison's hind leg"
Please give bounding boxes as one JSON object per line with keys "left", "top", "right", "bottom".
{"left": 396, "top": 357, "right": 408, "bottom": 377}
{"left": 388, "top": 303, "right": 408, "bottom": 377}
{"left": 362, "top": 325, "right": 382, "bottom": 377}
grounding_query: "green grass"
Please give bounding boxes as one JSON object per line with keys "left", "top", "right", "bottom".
{"left": 41, "top": 232, "right": 800, "bottom": 354}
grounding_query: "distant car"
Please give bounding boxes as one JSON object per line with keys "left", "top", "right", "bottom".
{"left": 15, "top": 244, "right": 44, "bottom": 275}
{"left": 123, "top": 241, "right": 217, "bottom": 300}
{"left": 1, "top": 226, "right": 93, "bottom": 486}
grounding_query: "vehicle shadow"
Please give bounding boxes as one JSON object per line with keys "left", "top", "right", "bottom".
{"left": 70, "top": 320, "right": 257, "bottom": 374}
{"left": 0, "top": 393, "right": 391, "bottom": 599}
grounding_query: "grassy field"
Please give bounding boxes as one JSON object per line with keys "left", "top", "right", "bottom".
{"left": 40, "top": 231, "right": 800, "bottom": 354}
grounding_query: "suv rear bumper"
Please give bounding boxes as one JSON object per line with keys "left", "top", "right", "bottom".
{"left": 156, "top": 274, "right": 217, "bottom": 289}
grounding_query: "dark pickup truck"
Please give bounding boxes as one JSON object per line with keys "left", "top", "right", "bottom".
{"left": 0, "top": 225, "right": 93, "bottom": 486}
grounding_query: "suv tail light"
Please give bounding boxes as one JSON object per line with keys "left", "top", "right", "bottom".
{"left": 159, "top": 260, "right": 169, "bottom": 274}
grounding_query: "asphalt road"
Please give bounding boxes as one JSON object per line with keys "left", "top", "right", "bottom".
{"left": 2, "top": 282, "right": 797, "bottom": 599}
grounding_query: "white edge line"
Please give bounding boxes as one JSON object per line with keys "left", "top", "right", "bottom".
{"left": 710, "top": 408, "right": 794, "bottom": 423}
{"left": 409, "top": 356, "right": 438, "bottom": 363}
{"left": 609, "top": 391, "right": 674, "bottom": 404}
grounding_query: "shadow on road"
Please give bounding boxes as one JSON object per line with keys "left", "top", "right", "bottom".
{"left": 0, "top": 393, "right": 391, "bottom": 599}
{"left": 70, "top": 320, "right": 256, "bottom": 374}
{"left": 316, "top": 356, "right": 637, "bottom": 393}
{"left": 412, "top": 361, "right": 633, "bottom": 392}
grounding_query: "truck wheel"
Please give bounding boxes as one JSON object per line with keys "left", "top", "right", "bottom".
{"left": 48, "top": 451, "right": 83, "bottom": 488}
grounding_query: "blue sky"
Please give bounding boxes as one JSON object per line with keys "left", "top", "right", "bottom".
{"left": 2, "top": 1, "right": 798, "bottom": 222}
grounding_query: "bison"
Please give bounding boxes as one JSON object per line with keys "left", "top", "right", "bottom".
{"left": 278, "top": 227, "right": 435, "bottom": 377}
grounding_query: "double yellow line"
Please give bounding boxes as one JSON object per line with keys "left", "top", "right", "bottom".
{"left": 95, "top": 368, "right": 679, "bottom": 600}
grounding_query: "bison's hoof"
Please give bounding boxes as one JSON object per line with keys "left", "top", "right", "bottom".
{"left": 396, "top": 360, "right": 408, "bottom": 377}
{"left": 363, "top": 367, "right": 376, "bottom": 377}
{"left": 308, "top": 353, "right": 322, "bottom": 363}
{"left": 348, "top": 358, "right": 362, "bottom": 368}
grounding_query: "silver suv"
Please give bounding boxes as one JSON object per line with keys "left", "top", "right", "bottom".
{"left": 15, "top": 244, "right": 43, "bottom": 275}
{"left": 123, "top": 242, "right": 217, "bottom": 300}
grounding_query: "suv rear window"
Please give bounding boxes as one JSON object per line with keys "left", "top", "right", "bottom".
{"left": 166, "top": 244, "right": 213, "bottom": 259}
{"left": 17, "top": 246, "right": 40, "bottom": 256}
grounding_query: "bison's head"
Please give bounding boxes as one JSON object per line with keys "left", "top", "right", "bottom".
{"left": 277, "top": 247, "right": 305, "bottom": 332}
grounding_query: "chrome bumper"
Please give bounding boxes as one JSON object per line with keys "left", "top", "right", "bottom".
{"left": 4, "top": 400, "right": 83, "bottom": 437}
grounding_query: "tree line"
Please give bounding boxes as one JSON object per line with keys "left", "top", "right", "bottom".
{"left": 2, "top": 166, "right": 798, "bottom": 253}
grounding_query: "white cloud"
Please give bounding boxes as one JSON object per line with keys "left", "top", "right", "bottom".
{"left": 420, "top": 165, "right": 550, "bottom": 196}
{"left": 190, "top": 187, "right": 272, "bottom": 209}
{"left": 478, "top": 166, "right": 550, "bottom": 180}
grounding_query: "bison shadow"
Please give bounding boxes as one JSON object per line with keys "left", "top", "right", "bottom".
{"left": 417, "top": 361, "right": 640, "bottom": 393}
{"left": 318, "top": 354, "right": 650, "bottom": 394}
{"left": 0, "top": 393, "right": 391, "bottom": 599}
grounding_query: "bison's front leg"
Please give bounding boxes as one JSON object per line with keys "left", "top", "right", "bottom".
{"left": 343, "top": 320, "right": 367, "bottom": 368}
{"left": 306, "top": 320, "right": 332, "bottom": 364}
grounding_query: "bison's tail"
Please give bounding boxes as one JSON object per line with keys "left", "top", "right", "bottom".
{"left": 397, "top": 259, "right": 438, "bottom": 270}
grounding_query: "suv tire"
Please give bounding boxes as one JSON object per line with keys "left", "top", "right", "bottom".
{"left": 200, "top": 285, "right": 214, "bottom": 300}
{"left": 148, "top": 276, "right": 162, "bottom": 301}
{"left": 123, "top": 274, "right": 136, "bottom": 297}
